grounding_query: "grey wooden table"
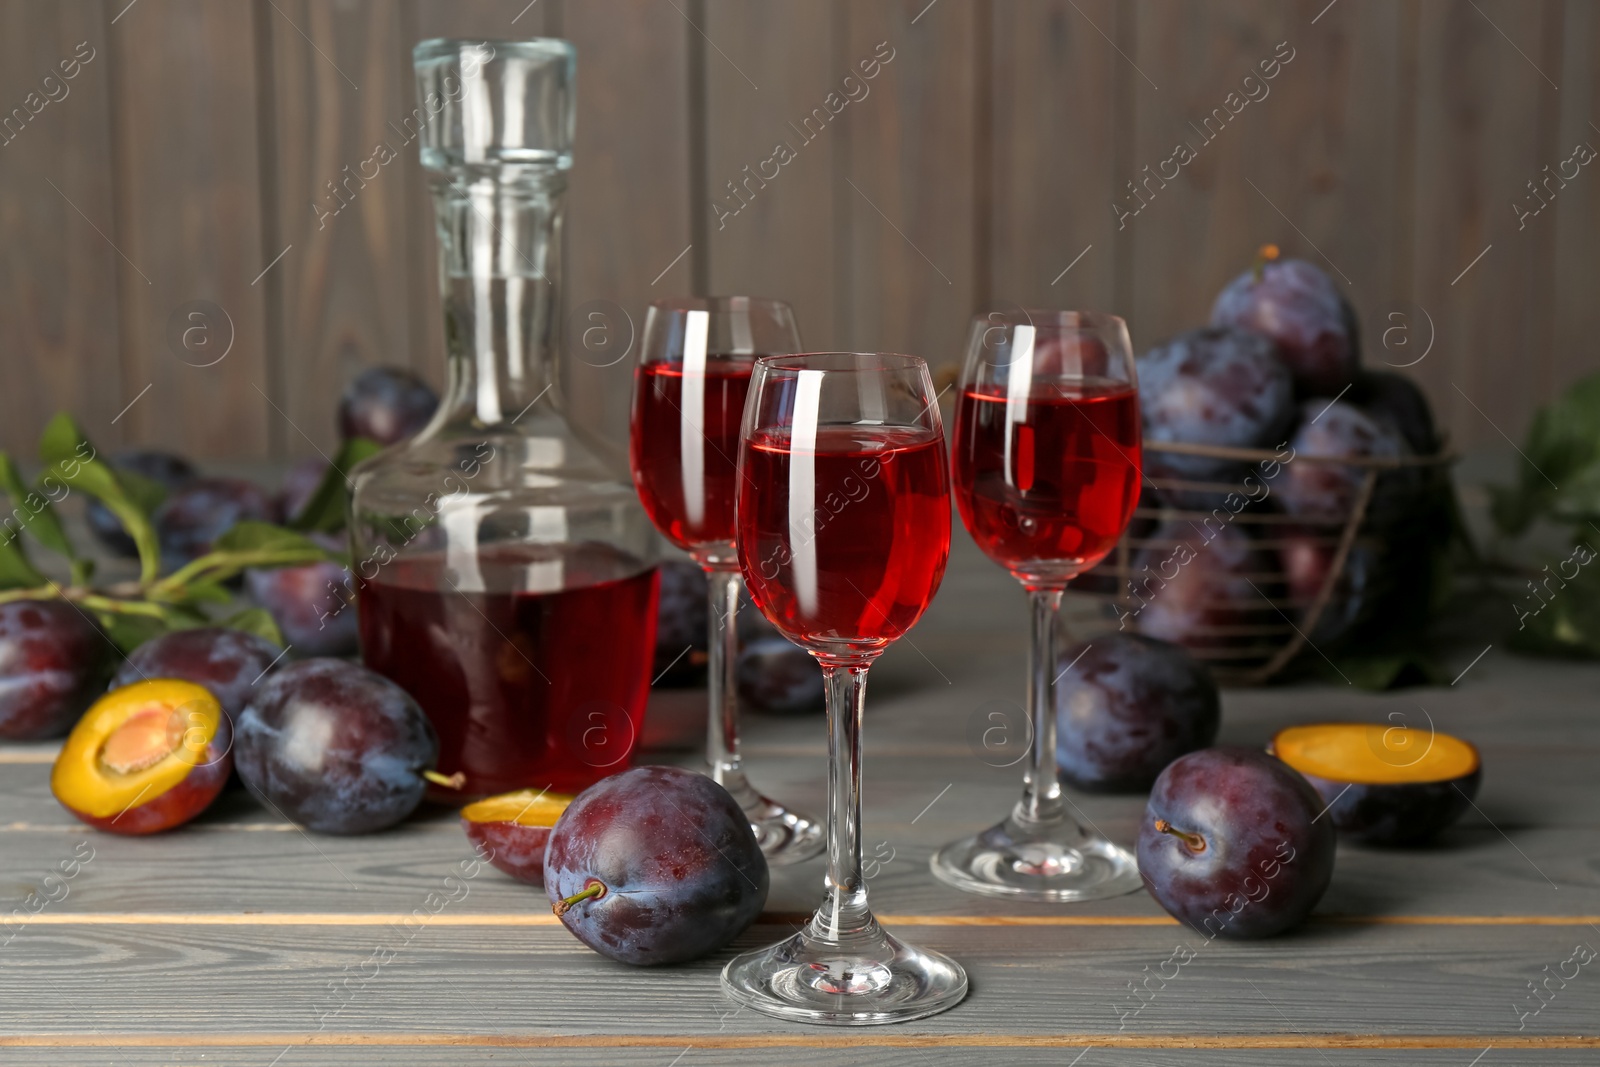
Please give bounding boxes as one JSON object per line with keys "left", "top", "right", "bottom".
{"left": 2, "top": 528, "right": 1597, "bottom": 1066}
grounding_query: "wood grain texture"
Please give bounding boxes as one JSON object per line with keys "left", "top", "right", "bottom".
{"left": 839, "top": 0, "right": 976, "bottom": 372}
{"left": 0, "top": 1, "right": 121, "bottom": 449}
{"left": 557, "top": 0, "right": 694, "bottom": 461}
{"left": 703, "top": 0, "right": 841, "bottom": 349}
{"left": 1549, "top": 0, "right": 1600, "bottom": 404}
{"left": 262, "top": 0, "right": 424, "bottom": 459}
{"left": 106, "top": 0, "right": 271, "bottom": 457}
{"left": 1411, "top": 0, "right": 1564, "bottom": 450}
{"left": 988, "top": 0, "right": 1122, "bottom": 322}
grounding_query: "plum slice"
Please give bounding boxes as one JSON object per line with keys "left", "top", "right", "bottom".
{"left": 460, "top": 789, "right": 574, "bottom": 886}
{"left": 1270, "top": 722, "right": 1481, "bottom": 845}
{"left": 51, "top": 679, "right": 231, "bottom": 835}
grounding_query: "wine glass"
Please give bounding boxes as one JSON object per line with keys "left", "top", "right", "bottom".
{"left": 630, "top": 297, "right": 824, "bottom": 864}
{"left": 721, "top": 353, "right": 967, "bottom": 1025}
{"left": 930, "top": 310, "right": 1145, "bottom": 901}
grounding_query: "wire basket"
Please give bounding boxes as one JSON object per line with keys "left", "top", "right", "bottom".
{"left": 1070, "top": 439, "right": 1459, "bottom": 686}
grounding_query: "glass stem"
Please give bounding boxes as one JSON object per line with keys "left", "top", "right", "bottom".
{"left": 705, "top": 566, "right": 747, "bottom": 793}
{"left": 816, "top": 662, "right": 872, "bottom": 940}
{"left": 1019, "top": 587, "right": 1067, "bottom": 825}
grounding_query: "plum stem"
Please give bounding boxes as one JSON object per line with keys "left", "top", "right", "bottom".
{"left": 421, "top": 769, "right": 466, "bottom": 790}
{"left": 552, "top": 880, "right": 606, "bottom": 917}
{"left": 1252, "top": 243, "right": 1281, "bottom": 282}
{"left": 1153, "top": 818, "right": 1207, "bottom": 853}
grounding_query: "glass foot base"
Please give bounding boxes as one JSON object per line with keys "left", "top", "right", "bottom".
{"left": 931, "top": 812, "right": 1143, "bottom": 902}
{"left": 721, "top": 774, "right": 825, "bottom": 866}
{"left": 721, "top": 916, "right": 967, "bottom": 1025}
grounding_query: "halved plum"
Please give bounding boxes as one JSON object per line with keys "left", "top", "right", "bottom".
{"left": 459, "top": 789, "right": 574, "bottom": 886}
{"left": 1270, "top": 722, "right": 1481, "bottom": 845}
{"left": 51, "top": 679, "right": 232, "bottom": 835}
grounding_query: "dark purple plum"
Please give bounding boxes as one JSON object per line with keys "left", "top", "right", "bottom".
{"left": 1352, "top": 369, "right": 1438, "bottom": 456}
{"left": 86, "top": 450, "right": 197, "bottom": 557}
{"left": 545, "top": 765, "right": 768, "bottom": 965}
{"left": 1279, "top": 399, "right": 1409, "bottom": 523}
{"left": 1211, "top": 253, "right": 1360, "bottom": 396}
{"left": 1054, "top": 633, "right": 1219, "bottom": 792}
{"left": 0, "top": 600, "right": 108, "bottom": 739}
{"left": 1138, "top": 747, "right": 1335, "bottom": 939}
{"left": 1126, "top": 521, "right": 1283, "bottom": 654}
{"left": 247, "top": 534, "right": 357, "bottom": 657}
{"left": 338, "top": 367, "right": 439, "bottom": 445}
{"left": 737, "top": 636, "right": 823, "bottom": 714}
{"left": 155, "top": 478, "right": 278, "bottom": 568}
{"left": 235, "top": 658, "right": 440, "bottom": 834}
{"left": 1271, "top": 723, "right": 1481, "bottom": 846}
{"left": 278, "top": 457, "right": 328, "bottom": 525}
{"left": 111, "top": 626, "right": 283, "bottom": 719}
{"left": 1137, "top": 328, "right": 1294, "bottom": 506}
{"left": 653, "top": 559, "right": 708, "bottom": 687}
{"left": 1280, "top": 531, "right": 1377, "bottom": 646}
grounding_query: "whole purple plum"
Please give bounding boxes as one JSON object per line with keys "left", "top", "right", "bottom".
{"left": 278, "top": 457, "right": 328, "bottom": 525}
{"left": 1137, "top": 328, "right": 1294, "bottom": 507}
{"left": 1055, "top": 633, "right": 1220, "bottom": 792}
{"left": 155, "top": 478, "right": 278, "bottom": 568}
{"left": 1138, "top": 747, "right": 1335, "bottom": 939}
{"left": 1279, "top": 400, "right": 1409, "bottom": 523}
{"left": 737, "top": 636, "right": 823, "bottom": 714}
{"left": 235, "top": 659, "right": 439, "bottom": 834}
{"left": 247, "top": 534, "right": 357, "bottom": 657}
{"left": 1280, "top": 532, "right": 1378, "bottom": 646}
{"left": 545, "top": 765, "right": 768, "bottom": 965}
{"left": 1352, "top": 370, "right": 1438, "bottom": 456}
{"left": 653, "top": 559, "right": 708, "bottom": 687}
{"left": 0, "top": 600, "right": 108, "bottom": 739}
{"left": 338, "top": 367, "right": 439, "bottom": 445}
{"left": 112, "top": 626, "right": 284, "bottom": 719}
{"left": 1127, "top": 521, "right": 1282, "bottom": 654}
{"left": 87, "top": 450, "right": 197, "bottom": 558}
{"left": 1211, "top": 254, "right": 1360, "bottom": 396}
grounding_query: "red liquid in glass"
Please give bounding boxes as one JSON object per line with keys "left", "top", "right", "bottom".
{"left": 630, "top": 356, "right": 755, "bottom": 551}
{"left": 953, "top": 379, "right": 1140, "bottom": 583}
{"left": 738, "top": 425, "right": 950, "bottom": 656}
{"left": 358, "top": 543, "right": 659, "bottom": 797}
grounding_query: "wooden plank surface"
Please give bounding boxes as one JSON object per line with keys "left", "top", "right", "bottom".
{"left": 0, "top": 0, "right": 121, "bottom": 450}
{"left": 1, "top": 526, "right": 1598, "bottom": 1062}
{"left": 703, "top": 0, "right": 840, "bottom": 349}
{"left": 107, "top": 0, "right": 272, "bottom": 457}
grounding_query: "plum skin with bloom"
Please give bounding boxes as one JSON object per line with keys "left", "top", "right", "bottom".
{"left": 0, "top": 600, "right": 109, "bottom": 740}
{"left": 339, "top": 367, "right": 439, "bottom": 445}
{"left": 1054, "top": 633, "right": 1220, "bottom": 792}
{"left": 1138, "top": 747, "right": 1335, "bottom": 939}
{"left": 111, "top": 627, "right": 284, "bottom": 719}
{"left": 1137, "top": 327, "right": 1294, "bottom": 505}
{"left": 1211, "top": 256, "right": 1360, "bottom": 396}
{"left": 235, "top": 659, "right": 439, "bottom": 834}
{"left": 155, "top": 477, "right": 278, "bottom": 567}
{"left": 545, "top": 765, "right": 768, "bottom": 965}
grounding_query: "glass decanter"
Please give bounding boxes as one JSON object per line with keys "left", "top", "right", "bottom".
{"left": 350, "top": 39, "right": 659, "bottom": 800}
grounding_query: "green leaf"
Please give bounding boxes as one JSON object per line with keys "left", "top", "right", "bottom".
{"left": 93, "top": 610, "right": 169, "bottom": 656}
{"left": 289, "top": 438, "right": 382, "bottom": 533}
{"left": 38, "top": 413, "right": 162, "bottom": 584}
{"left": 1508, "top": 544, "right": 1600, "bottom": 659}
{"left": 214, "top": 521, "right": 326, "bottom": 556}
{"left": 1491, "top": 371, "right": 1600, "bottom": 535}
{"left": 0, "top": 452, "right": 81, "bottom": 580}
{"left": 0, "top": 537, "right": 47, "bottom": 590}
{"left": 220, "top": 606, "right": 284, "bottom": 648}
{"left": 150, "top": 521, "right": 335, "bottom": 596}
{"left": 1326, "top": 651, "right": 1446, "bottom": 691}
{"left": 116, "top": 468, "right": 169, "bottom": 517}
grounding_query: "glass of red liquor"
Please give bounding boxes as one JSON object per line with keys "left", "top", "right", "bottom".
{"left": 630, "top": 296, "right": 823, "bottom": 865}
{"left": 721, "top": 353, "right": 967, "bottom": 1024}
{"left": 352, "top": 40, "right": 660, "bottom": 800}
{"left": 930, "top": 310, "right": 1146, "bottom": 902}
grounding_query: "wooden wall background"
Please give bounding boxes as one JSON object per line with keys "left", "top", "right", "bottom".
{"left": 0, "top": 0, "right": 1594, "bottom": 461}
